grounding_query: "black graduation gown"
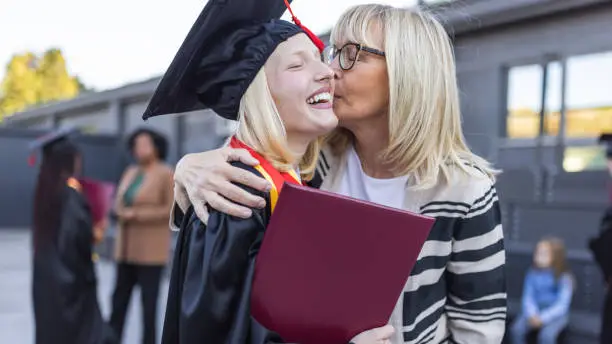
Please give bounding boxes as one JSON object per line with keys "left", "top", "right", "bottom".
{"left": 32, "top": 186, "right": 112, "bottom": 344}
{"left": 162, "top": 162, "right": 285, "bottom": 344}
{"left": 589, "top": 206, "right": 612, "bottom": 344}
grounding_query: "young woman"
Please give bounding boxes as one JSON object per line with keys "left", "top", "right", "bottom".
{"left": 30, "top": 128, "right": 113, "bottom": 344}
{"left": 171, "top": 4, "right": 506, "bottom": 344}
{"left": 511, "top": 238, "right": 573, "bottom": 344}
{"left": 109, "top": 128, "right": 173, "bottom": 344}
{"left": 141, "top": 1, "right": 393, "bottom": 344}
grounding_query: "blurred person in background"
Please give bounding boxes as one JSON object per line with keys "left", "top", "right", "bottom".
{"left": 30, "top": 128, "right": 114, "bottom": 344}
{"left": 169, "top": 4, "right": 506, "bottom": 344}
{"left": 109, "top": 128, "right": 174, "bottom": 344}
{"left": 511, "top": 237, "right": 573, "bottom": 344}
{"left": 589, "top": 134, "right": 612, "bottom": 344}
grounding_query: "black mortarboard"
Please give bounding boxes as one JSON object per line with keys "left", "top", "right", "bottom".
{"left": 28, "top": 127, "right": 79, "bottom": 166}
{"left": 599, "top": 133, "right": 612, "bottom": 158}
{"left": 142, "top": 0, "right": 324, "bottom": 121}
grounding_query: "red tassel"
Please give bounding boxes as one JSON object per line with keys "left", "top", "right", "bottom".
{"left": 283, "top": 0, "right": 324, "bottom": 52}
{"left": 28, "top": 154, "right": 36, "bottom": 167}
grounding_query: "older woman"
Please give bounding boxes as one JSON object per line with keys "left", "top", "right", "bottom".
{"left": 172, "top": 5, "right": 506, "bottom": 344}
{"left": 110, "top": 128, "right": 174, "bottom": 344}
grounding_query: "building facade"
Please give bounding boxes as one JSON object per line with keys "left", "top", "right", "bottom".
{"left": 1, "top": 77, "right": 237, "bottom": 165}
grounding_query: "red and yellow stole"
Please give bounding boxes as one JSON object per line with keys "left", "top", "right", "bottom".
{"left": 229, "top": 137, "right": 302, "bottom": 212}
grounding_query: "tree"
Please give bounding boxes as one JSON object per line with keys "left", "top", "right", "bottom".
{"left": 0, "top": 48, "right": 85, "bottom": 120}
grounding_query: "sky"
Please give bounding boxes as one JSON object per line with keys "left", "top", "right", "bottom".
{"left": 0, "top": 0, "right": 417, "bottom": 92}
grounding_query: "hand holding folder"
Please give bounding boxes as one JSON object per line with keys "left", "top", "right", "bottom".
{"left": 251, "top": 183, "right": 435, "bottom": 344}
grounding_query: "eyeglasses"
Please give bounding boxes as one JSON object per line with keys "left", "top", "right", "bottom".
{"left": 323, "top": 42, "right": 386, "bottom": 71}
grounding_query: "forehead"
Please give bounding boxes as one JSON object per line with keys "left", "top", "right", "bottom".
{"left": 331, "top": 15, "right": 383, "bottom": 49}
{"left": 268, "top": 33, "right": 316, "bottom": 61}
{"left": 536, "top": 241, "right": 551, "bottom": 250}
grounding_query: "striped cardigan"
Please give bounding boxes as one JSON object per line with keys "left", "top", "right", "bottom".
{"left": 312, "top": 147, "right": 507, "bottom": 344}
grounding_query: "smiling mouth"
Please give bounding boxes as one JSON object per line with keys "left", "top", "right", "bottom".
{"left": 306, "top": 92, "right": 332, "bottom": 105}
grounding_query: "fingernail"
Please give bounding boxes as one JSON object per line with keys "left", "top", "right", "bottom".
{"left": 242, "top": 209, "right": 253, "bottom": 217}
{"left": 264, "top": 183, "right": 272, "bottom": 191}
{"left": 257, "top": 200, "right": 266, "bottom": 208}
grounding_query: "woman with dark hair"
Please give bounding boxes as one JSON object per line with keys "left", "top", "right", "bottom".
{"left": 109, "top": 127, "right": 174, "bottom": 344}
{"left": 31, "top": 128, "right": 112, "bottom": 344}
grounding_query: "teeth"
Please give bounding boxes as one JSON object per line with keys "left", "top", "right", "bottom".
{"left": 307, "top": 92, "right": 332, "bottom": 104}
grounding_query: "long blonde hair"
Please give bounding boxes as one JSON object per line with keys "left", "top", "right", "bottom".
{"left": 328, "top": 4, "right": 498, "bottom": 188}
{"left": 235, "top": 68, "right": 321, "bottom": 181}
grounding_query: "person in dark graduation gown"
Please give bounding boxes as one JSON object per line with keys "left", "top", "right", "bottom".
{"left": 30, "top": 128, "right": 114, "bottom": 344}
{"left": 140, "top": 1, "right": 394, "bottom": 343}
{"left": 589, "top": 133, "right": 612, "bottom": 344}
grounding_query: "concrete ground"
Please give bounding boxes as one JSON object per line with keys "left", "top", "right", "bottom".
{"left": 0, "top": 229, "right": 169, "bottom": 344}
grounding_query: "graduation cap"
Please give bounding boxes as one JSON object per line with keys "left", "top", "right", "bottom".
{"left": 599, "top": 133, "right": 612, "bottom": 158}
{"left": 28, "top": 127, "right": 79, "bottom": 167}
{"left": 142, "top": 0, "right": 324, "bottom": 121}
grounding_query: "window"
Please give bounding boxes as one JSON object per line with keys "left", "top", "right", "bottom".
{"left": 506, "top": 64, "right": 542, "bottom": 138}
{"left": 563, "top": 146, "right": 607, "bottom": 172}
{"left": 505, "top": 62, "right": 563, "bottom": 139}
{"left": 506, "top": 52, "right": 612, "bottom": 140}
{"left": 564, "top": 52, "right": 612, "bottom": 138}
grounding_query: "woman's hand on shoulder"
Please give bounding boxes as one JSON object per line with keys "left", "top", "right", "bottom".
{"left": 174, "top": 146, "right": 272, "bottom": 219}
{"left": 350, "top": 324, "right": 394, "bottom": 344}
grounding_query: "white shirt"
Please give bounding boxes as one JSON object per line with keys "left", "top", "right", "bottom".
{"left": 337, "top": 146, "right": 408, "bottom": 209}
{"left": 336, "top": 146, "right": 409, "bottom": 343}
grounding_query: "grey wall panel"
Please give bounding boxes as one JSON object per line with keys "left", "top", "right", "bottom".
{"left": 454, "top": 4, "right": 612, "bottom": 72}
{"left": 512, "top": 205, "right": 602, "bottom": 250}
{"left": 545, "top": 171, "right": 609, "bottom": 205}
{"left": 57, "top": 105, "right": 118, "bottom": 134}
{"left": 496, "top": 169, "right": 542, "bottom": 202}
{"left": 457, "top": 69, "right": 503, "bottom": 161}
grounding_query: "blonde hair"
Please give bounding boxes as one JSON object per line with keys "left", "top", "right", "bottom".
{"left": 235, "top": 68, "right": 321, "bottom": 181}
{"left": 328, "top": 4, "right": 498, "bottom": 188}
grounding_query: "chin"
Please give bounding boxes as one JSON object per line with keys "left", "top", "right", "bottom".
{"left": 308, "top": 107, "right": 338, "bottom": 134}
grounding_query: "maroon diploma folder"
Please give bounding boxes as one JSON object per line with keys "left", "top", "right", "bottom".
{"left": 78, "top": 178, "right": 116, "bottom": 224}
{"left": 251, "top": 183, "right": 435, "bottom": 344}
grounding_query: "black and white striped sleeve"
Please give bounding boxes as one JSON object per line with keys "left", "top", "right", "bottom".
{"left": 445, "top": 182, "right": 507, "bottom": 344}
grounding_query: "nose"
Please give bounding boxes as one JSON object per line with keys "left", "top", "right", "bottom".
{"left": 315, "top": 62, "right": 334, "bottom": 83}
{"left": 329, "top": 57, "right": 342, "bottom": 79}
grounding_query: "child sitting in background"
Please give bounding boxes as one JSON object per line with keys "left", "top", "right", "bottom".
{"left": 511, "top": 237, "right": 574, "bottom": 344}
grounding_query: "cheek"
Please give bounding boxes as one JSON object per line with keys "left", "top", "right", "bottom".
{"left": 336, "top": 66, "right": 388, "bottom": 119}
{"left": 271, "top": 76, "right": 308, "bottom": 122}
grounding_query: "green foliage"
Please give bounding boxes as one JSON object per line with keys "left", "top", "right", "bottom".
{"left": 0, "top": 48, "right": 84, "bottom": 120}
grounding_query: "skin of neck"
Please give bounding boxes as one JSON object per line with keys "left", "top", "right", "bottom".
{"left": 346, "top": 113, "right": 394, "bottom": 179}
{"left": 285, "top": 132, "right": 311, "bottom": 170}
{"left": 139, "top": 156, "right": 159, "bottom": 170}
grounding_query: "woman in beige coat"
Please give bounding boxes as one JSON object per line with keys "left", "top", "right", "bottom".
{"left": 110, "top": 128, "right": 174, "bottom": 344}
